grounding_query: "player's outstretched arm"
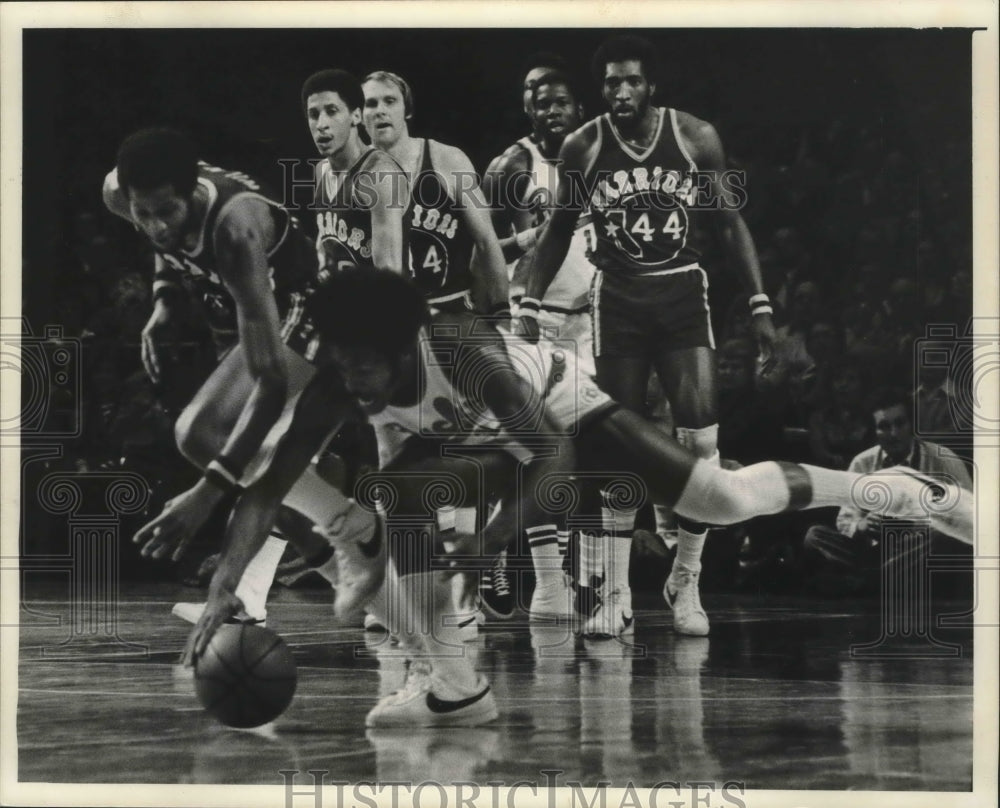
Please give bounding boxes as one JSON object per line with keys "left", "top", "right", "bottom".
{"left": 686, "top": 114, "right": 777, "bottom": 368}
{"left": 447, "top": 323, "right": 576, "bottom": 558}
{"left": 182, "top": 371, "right": 355, "bottom": 664}
{"left": 434, "top": 143, "right": 511, "bottom": 314}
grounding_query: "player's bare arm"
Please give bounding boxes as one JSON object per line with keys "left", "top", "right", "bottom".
{"left": 133, "top": 197, "right": 291, "bottom": 561}
{"left": 522, "top": 125, "right": 598, "bottom": 313}
{"left": 103, "top": 170, "right": 177, "bottom": 382}
{"left": 482, "top": 145, "right": 538, "bottom": 263}
{"left": 435, "top": 315, "right": 575, "bottom": 558}
{"left": 682, "top": 112, "right": 777, "bottom": 366}
{"left": 183, "top": 369, "right": 356, "bottom": 663}
{"left": 364, "top": 151, "right": 408, "bottom": 274}
{"left": 432, "top": 141, "right": 510, "bottom": 313}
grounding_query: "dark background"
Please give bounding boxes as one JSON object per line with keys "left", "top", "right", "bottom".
{"left": 18, "top": 28, "right": 975, "bottom": 580}
{"left": 23, "top": 27, "right": 972, "bottom": 320}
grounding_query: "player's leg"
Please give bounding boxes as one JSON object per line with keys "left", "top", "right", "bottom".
{"left": 365, "top": 446, "right": 508, "bottom": 727}
{"left": 526, "top": 310, "right": 584, "bottom": 620}
{"left": 171, "top": 346, "right": 317, "bottom": 625}
{"left": 588, "top": 407, "right": 974, "bottom": 543}
{"left": 652, "top": 345, "right": 718, "bottom": 636}
{"left": 585, "top": 357, "right": 650, "bottom": 637}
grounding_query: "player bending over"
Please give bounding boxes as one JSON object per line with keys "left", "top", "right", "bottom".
{"left": 184, "top": 269, "right": 973, "bottom": 727}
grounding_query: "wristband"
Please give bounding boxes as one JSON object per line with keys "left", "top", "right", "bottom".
{"left": 204, "top": 460, "right": 238, "bottom": 493}
{"left": 748, "top": 293, "right": 770, "bottom": 307}
{"left": 751, "top": 305, "right": 774, "bottom": 316}
{"left": 515, "top": 228, "right": 539, "bottom": 252}
{"left": 517, "top": 297, "right": 541, "bottom": 320}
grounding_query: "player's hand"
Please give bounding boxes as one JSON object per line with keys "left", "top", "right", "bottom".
{"left": 751, "top": 313, "right": 777, "bottom": 375}
{"left": 133, "top": 480, "right": 226, "bottom": 562}
{"left": 513, "top": 315, "right": 541, "bottom": 343}
{"left": 182, "top": 584, "right": 244, "bottom": 667}
{"left": 140, "top": 300, "right": 173, "bottom": 383}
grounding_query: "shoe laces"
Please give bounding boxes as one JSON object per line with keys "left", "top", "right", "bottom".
{"left": 490, "top": 553, "right": 510, "bottom": 597}
{"left": 669, "top": 570, "right": 705, "bottom": 612}
{"left": 390, "top": 659, "right": 433, "bottom": 702}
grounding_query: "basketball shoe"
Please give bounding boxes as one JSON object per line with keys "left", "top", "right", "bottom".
{"left": 663, "top": 567, "right": 709, "bottom": 636}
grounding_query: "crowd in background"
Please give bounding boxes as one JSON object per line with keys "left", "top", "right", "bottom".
{"left": 38, "top": 92, "right": 975, "bottom": 592}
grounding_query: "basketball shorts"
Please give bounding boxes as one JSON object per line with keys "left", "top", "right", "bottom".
{"left": 590, "top": 266, "right": 716, "bottom": 359}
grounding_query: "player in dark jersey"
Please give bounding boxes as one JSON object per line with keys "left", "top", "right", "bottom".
{"left": 183, "top": 268, "right": 973, "bottom": 727}
{"left": 360, "top": 70, "right": 511, "bottom": 628}
{"left": 360, "top": 70, "right": 509, "bottom": 315}
{"left": 306, "top": 69, "right": 409, "bottom": 277}
{"left": 103, "top": 127, "right": 321, "bottom": 623}
{"left": 521, "top": 35, "right": 778, "bottom": 638}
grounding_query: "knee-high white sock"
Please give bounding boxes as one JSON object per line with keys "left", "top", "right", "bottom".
{"left": 557, "top": 529, "right": 570, "bottom": 560}
{"left": 234, "top": 533, "right": 286, "bottom": 619}
{"left": 675, "top": 425, "right": 720, "bottom": 575}
{"left": 528, "top": 524, "right": 562, "bottom": 588}
{"left": 601, "top": 493, "right": 636, "bottom": 594}
{"left": 579, "top": 530, "right": 604, "bottom": 586}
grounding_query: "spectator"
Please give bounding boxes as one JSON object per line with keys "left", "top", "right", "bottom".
{"left": 802, "top": 387, "right": 972, "bottom": 596}
{"left": 806, "top": 359, "right": 874, "bottom": 469}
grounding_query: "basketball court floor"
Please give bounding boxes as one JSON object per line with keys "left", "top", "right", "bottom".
{"left": 15, "top": 580, "right": 974, "bottom": 792}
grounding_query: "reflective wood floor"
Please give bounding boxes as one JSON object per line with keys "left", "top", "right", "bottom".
{"left": 15, "top": 581, "right": 974, "bottom": 792}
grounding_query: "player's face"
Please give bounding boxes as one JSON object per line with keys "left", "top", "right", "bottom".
{"left": 325, "top": 344, "right": 405, "bottom": 416}
{"left": 873, "top": 404, "right": 913, "bottom": 459}
{"left": 523, "top": 67, "right": 552, "bottom": 115}
{"left": 306, "top": 91, "right": 361, "bottom": 158}
{"left": 362, "top": 79, "right": 409, "bottom": 150}
{"left": 602, "top": 60, "right": 654, "bottom": 126}
{"left": 127, "top": 184, "right": 191, "bottom": 251}
{"left": 533, "top": 82, "right": 581, "bottom": 141}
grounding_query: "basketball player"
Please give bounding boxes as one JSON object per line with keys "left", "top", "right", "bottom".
{"left": 104, "top": 127, "right": 320, "bottom": 623}
{"left": 183, "top": 269, "right": 972, "bottom": 726}
{"left": 307, "top": 68, "right": 408, "bottom": 276}
{"left": 521, "top": 35, "right": 778, "bottom": 637}
{"left": 483, "top": 70, "right": 595, "bottom": 621}
{"left": 360, "top": 70, "right": 511, "bottom": 625}
{"left": 361, "top": 70, "right": 509, "bottom": 315}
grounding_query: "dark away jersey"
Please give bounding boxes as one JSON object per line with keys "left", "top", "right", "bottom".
{"left": 404, "top": 139, "right": 475, "bottom": 307}
{"left": 586, "top": 108, "right": 703, "bottom": 274}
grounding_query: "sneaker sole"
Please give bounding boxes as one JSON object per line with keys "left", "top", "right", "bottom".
{"left": 365, "top": 695, "right": 499, "bottom": 728}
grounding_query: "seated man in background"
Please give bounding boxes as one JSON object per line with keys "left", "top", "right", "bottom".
{"left": 802, "top": 387, "right": 973, "bottom": 596}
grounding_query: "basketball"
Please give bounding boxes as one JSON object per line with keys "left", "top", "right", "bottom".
{"left": 194, "top": 624, "right": 297, "bottom": 728}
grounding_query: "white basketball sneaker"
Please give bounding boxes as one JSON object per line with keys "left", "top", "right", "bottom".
{"left": 528, "top": 572, "right": 575, "bottom": 620}
{"left": 581, "top": 587, "right": 634, "bottom": 639}
{"left": 663, "top": 568, "right": 709, "bottom": 637}
{"left": 365, "top": 669, "right": 498, "bottom": 728}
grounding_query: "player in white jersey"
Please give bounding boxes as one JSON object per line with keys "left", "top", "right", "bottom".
{"left": 484, "top": 70, "right": 597, "bottom": 620}
{"left": 184, "top": 268, "right": 972, "bottom": 728}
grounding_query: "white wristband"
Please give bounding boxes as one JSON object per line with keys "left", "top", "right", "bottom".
{"left": 748, "top": 293, "right": 770, "bottom": 307}
{"left": 751, "top": 305, "right": 774, "bottom": 316}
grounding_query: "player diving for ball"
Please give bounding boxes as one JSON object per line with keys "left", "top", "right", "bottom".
{"left": 184, "top": 268, "right": 974, "bottom": 728}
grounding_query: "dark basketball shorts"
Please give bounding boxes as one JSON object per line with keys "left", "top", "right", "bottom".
{"left": 590, "top": 265, "right": 716, "bottom": 359}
